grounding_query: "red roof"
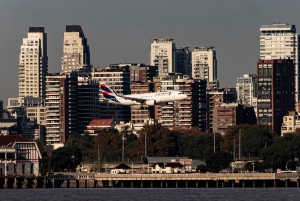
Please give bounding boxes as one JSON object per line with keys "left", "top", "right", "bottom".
{"left": 88, "top": 119, "right": 114, "bottom": 127}
{"left": 0, "top": 135, "right": 32, "bottom": 147}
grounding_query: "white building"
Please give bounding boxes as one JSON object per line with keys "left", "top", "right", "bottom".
{"left": 260, "top": 23, "right": 299, "bottom": 110}
{"left": 236, "top": 74, "right": 257, "bottom": 106}
{"left": 18, "top": 27, "right": 48, "bottom": 98}
{"left": 150, "top": 38, "right": 175, "bottom": 75}
{"left": 61, "top": 25, "right": 90, "bottom": 74}
{"left": 0, "top": 135, "right": 42, "bottom": 176}
{"left": 281, "top": 111, "right": 300, "bottom": 136}
{"left": 191, "top": 46, "right": 217, "bottom": 83}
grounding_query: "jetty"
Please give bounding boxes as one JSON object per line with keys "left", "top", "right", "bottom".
{"left": 1, "top": 172, "right": 300, "bottom": 188}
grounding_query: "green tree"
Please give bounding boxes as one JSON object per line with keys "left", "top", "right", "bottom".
{"left": 132, "top": 124, "right": 176, "bottom": 158}
{"left": 205, "top": 151, "right": 233, "bottom": 172}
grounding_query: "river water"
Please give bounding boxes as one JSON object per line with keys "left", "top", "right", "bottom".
{"left": 1, "top": 188, "right": 299, "bottom": 201}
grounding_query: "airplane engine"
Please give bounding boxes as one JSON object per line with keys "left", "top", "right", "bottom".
{"left": 145, "top": 100, "right": 156, "bottom": 106}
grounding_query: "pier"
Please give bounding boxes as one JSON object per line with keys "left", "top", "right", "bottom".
{"left": 1, "top": 173, "right": 300, "bottom": 188}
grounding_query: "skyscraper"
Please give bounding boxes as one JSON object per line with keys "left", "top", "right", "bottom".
{"left": 18, "top": 27, "right": 48, "bottom": 98}
{"left": 61, "top": 25, "right": 90, "bottom": 74}
{"left": 175, "top": 47, "right": 191, "bottom": 76}
{"left": 236, "top": 74, "right": 257, "bottom": 106}
{"left": 256, "top": 59, "right": 295, "bottom": 135}
{"left": 260, "top": 23, "right": 299, "bottom": 109}
{"left": 191, "top": 46, "right": 217, "bottom": 83}
{"left": 150, "top": 38, "right": 175, "bottom": 75}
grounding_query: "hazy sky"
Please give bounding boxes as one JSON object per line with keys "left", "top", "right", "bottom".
{"left": 1, "top": 0, "right": 300, "bottom": 107}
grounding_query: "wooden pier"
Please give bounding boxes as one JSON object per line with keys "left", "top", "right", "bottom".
{"left": 1, "top": 173, "right": 300, "bottom": 188}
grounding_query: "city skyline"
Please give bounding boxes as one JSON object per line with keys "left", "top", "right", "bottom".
{"left": 1, "top": 0, "right": 300, "bottom": 106}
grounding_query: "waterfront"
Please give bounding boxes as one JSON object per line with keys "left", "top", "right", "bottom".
{"left": 1, "top": 188, "right": 300, "bottom": 201}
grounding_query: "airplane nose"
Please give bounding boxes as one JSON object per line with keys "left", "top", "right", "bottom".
{"left": 184, "top": 94, "right": 188, "bottom": 99}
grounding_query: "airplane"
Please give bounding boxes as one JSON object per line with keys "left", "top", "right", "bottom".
{"left": 100, "top": 82, "right": 188, "bottom": 106}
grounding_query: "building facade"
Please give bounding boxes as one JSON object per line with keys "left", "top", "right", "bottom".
{"left": 61, "top": 25, "right": 90, "bottom": 74}
{"left": 281, "top": 111, "right": 300, "bottom": 136}
{"left": 0, "top": 135, "right": 42, "bottom": 176}
{"left": 175, "top": 47, "right": 191, "bottom": 76}
{"left": 18, "top": 27, "right": 48, "bottom": 98}
{"left": 91, "top": 67, "right": 131, "bottom": 123}
{"left": 206, "top": 88, "right": 237, "bottom": 132}
{"left": 157, "top": 75, "right": 193, "bottom": 129}
{"left": 150, "top": 38, "right": 175, "bottom": 75}
{"left": 45, "top": 73, "right": 78, "bottom": 145}
{"left": 191, "top": 79, "right": 207, "bottom": 131}
{"left": 260, "top": 23, "right": 299, "bottom": 109}
{"left": 236, "top": 74, "right": 257, "bottom": 105}
{"left": 212, "top": 103, "right": 257, "bottom": 135}
{"left": 256, "top": 59, "right": 295, "bottom": 135}
{"left": 191, "top": 46, "right": 217, "bottom": 83}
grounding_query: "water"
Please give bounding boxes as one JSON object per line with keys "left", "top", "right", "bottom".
{"left": 1, "top": 188, "right": 299, "bottom": 201}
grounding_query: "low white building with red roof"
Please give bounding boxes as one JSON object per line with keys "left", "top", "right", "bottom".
{"left": 86, "top": 119, "right": 115, "bottom": 135}
{"left": 0, "top": 135, "right": 42, "bottom": 176}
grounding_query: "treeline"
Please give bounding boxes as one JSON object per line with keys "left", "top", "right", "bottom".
{"left": 37, "top": 124, "right": 300, "bottom": 174}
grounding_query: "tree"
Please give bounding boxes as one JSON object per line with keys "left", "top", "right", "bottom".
{"left": 205, "top": 151, "right": 233, "bottom": 172}
{"left": 131, "top": 124, "right": 176, "bottom": 158}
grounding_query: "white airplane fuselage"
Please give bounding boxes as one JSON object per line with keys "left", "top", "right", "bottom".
{"left": 105, "top": 91, "right": 187, "bottom": 106}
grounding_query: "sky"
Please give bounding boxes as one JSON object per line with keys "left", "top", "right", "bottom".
{"left": 0, "top": 0, "right": 300, "bottom": 107}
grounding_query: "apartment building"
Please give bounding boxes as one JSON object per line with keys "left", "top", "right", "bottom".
{"left": 61, "top": 25, "right": 90, "bottom": 74}
{"left": 236, "top": 74, "right": 257, "bottom": 106}
{"left": 260, "top": 23, "right": 299, "bottom": 110}
{"left": 212, "top": 103, "right": 256, "bottom": 135}
{"left": 77, "top": 76, "right": 99, "bottom": 133}
{"left": 175, "top": 47, "right": 191, "bottom": 76}
{"left": 191, "top": 79, "right": 207, "bottom": 131}
{"left": 90, "top": 66, "right": 131, "bottom": 123}
{"left": 157, "top": 75, "right": 193, "bottom": 130}
{"left": 191, "top": 46, "right": 217, "bottom": 83}
{"left": 150, "top": 38, "right": 176, "bottom": 75}
{"left": 45, "top": 73, "right": 78, "bottom": 145}
{"left": 130, "top": 82, "right": 151, "bottom": 132}
{"left": 18, "top": 27, "right": 48, "bottom": 98}
{"left": 256, "top": 59, "right": 295, "bottom": 135}
{"left": 206, "top": 88, "right": 237, "bottom": 132}
{"left": 281, "top": 111, "right": 300, "bottom": 136}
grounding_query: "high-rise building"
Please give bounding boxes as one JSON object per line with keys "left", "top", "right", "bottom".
{"left": 207, "top": 88, "right": 237, "bottom": 132}
{"left": 191, "top": 46, "right": 217, "bottom": 83}
{"left": 256, "top": 59, "right": 295, "bottom": 135}
{"left": 236, "top": 74, "right": 257, "bottom": 106}
{"left": 61, "top": 25, "right": 90, "bottom": 74}
{"left": 212, "top": 103, "right": 256, "bottom": 135}
{"left": 150, "top": 38, "right": 175, "bottom": 75}
{"left": 19, "top": 27, "right": 48, "bottom": 98}
{"left": 157, "top": 75, "right": 193, "bottom": 130}
{"left": 90, "top": 67, "right": 131, "bottom": 123}
{"left": 77, "top": 76, "right": 99, "bottom": 133}
{"left": 175, "top": 47, "right": 191, "bottom": 76}
{"left": 130, "top": 82, "right": 151, "bottom": 133}
{"left": 260, "top": 23, "right": 299, "bottom": 109}
{"left": 45, "top": 73, "right": 78, "bottom": 145}
{"left": 191, "top": 79, "right": 207, "bottom": 131}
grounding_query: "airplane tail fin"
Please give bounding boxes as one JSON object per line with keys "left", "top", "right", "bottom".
{"left": 100, "top": 82, "right": 120, "bottom": 103}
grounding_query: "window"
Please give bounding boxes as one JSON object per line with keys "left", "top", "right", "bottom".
{"left": 22, "top": 164, "right": 25, "bottom": 174}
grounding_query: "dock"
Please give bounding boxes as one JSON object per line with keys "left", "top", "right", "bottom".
{"left": 1, "top": 173, "right": 300, "bottom": 188}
